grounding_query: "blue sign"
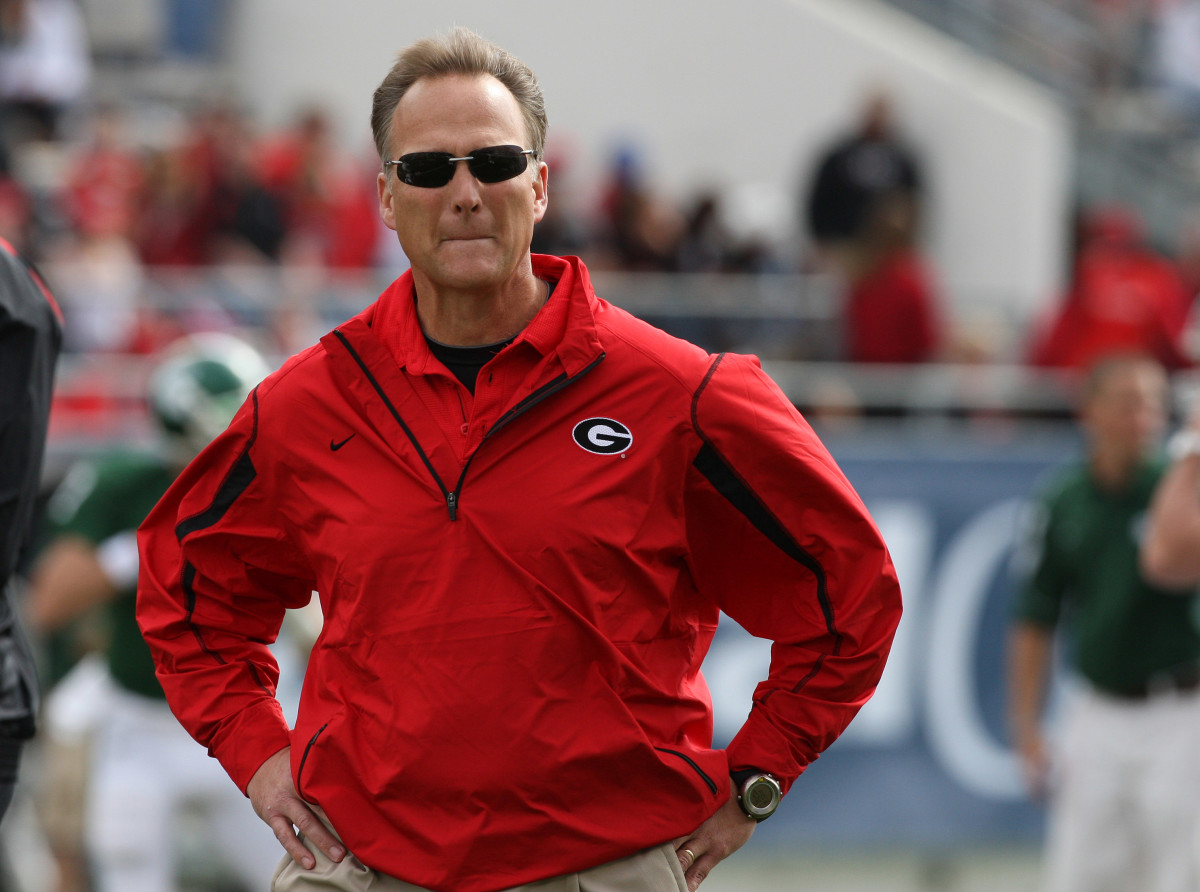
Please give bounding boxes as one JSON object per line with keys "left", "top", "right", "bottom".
{"left": 700, "top": 428, "right": 1081, "bottom": 849}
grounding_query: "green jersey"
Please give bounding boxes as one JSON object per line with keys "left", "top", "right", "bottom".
{"left": 47, "top": 451, "right": 179, "bottom": 700}
{"left": 1015, "top": 458, "right": 1200, "bottom": 694}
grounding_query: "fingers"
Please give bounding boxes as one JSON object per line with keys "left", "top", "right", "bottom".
{"left": 676, "top": 844, "right": 697, "bottom": 871}
{"left": 267, "top": 812, "right": 319, "bottom": 870}
{"left": 675, "top": 842, "right": 714, "bottom": 892}
{"left": 292, "top": 806, "right": 347, "bottom": 865}
{"left": 248, "top": 749, "right": 346, "bottom": 870}
{"left": 675, "top": 793, "right": 757, "bottom": 890}
{"left": 262, "top": 799, "right": 346, "bottom": 870}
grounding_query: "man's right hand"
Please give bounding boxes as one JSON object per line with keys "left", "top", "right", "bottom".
{"left": 1016, "top": 731, "right": 1051, "bottom": 800}
{"left": 247, "top": 747, "right": 346, "bottom": 869}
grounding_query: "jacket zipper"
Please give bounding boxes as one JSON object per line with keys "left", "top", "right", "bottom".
{"left": 332, "top": 330, "right": 455, "bottom": 509}
{"left": 444, "top": 352, "right": 606, "bottom": 520}
{"left": 654, "top": 746, "right": 719, "bottom": 794}
{"left": 334, "top": 328, "right": 604, "bottom": 522}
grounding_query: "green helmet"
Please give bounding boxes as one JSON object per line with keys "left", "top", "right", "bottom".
{"left": 148, "top": 333, "right": 271, "bottom": 457}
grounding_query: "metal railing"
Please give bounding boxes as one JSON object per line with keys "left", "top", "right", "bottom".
{"left": 38, "top": 263, "right": 1094, "bottom": 465}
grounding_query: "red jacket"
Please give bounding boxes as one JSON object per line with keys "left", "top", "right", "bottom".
{"left": 137, "top": 254, "right": 900, "bottom": 892}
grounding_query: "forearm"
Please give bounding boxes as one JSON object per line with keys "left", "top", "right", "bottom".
{"left": 1141, "top": 452, "right": 1200, "bottom": 588}
{"left": 26, "top": 537, "right": 119, "bottom": 633}
{"left": 1007, "top": 622, "right": 1053, "bottom": 746}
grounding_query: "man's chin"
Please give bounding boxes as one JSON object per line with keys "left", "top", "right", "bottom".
{"left": 428, "top": 255, "right": 517, "bottom": 292}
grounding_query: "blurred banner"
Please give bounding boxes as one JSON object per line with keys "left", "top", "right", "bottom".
{"left": 701, "top": 426, "right": 1080, "bottom": 849}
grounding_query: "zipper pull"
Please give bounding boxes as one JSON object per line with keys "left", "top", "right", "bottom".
{"left": 446, "top": 491, "right": 458, "bottom": 521}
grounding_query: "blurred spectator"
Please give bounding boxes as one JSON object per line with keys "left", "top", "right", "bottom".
{"left": 842, "top": 245, "right": 942, "bottom": 364}
{"left": 595, "top": 143, "right": 683, "bottom": 271}
{"left": 43, "top": 220, "right": 144, "bottom": 353}
{"left": 259, "top": 106, "right": 379, "bottom": 268}
{"left": 676, "top": 191, "right": 730, "bottom": 273}
{"left": 1089, "top": 0, "right": 1157, "bottom": 91}
{"left": 803, "top": 90, "right": 923, "bottom": 267}
{"left": 1008, "top": 353, "right": 1200, "bottom": 892}
{"left": 26, "top": 333, "right": 282, "bottom": 892}
{"left": 60, "top": 105, "right": 143, "bottom": 242}
{"left": 179, "top": 101, "right": 283, "bottom": 266}
{"left": 1029, "top": 205, "right": 1192, "bottom": 371}
{"left": 803, "top": 91, "right": 942, "bottom": 363}
{"left": 0, "top": 0, "right": 90, "bottom": 151}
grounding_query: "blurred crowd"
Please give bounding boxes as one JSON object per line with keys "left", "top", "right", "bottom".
{"left": 4, "top": 0, "right": 1200, "bottom": 373}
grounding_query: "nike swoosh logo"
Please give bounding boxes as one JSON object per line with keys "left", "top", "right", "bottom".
{"left": 330, "top": 434, "right": 355, "bottom": 451}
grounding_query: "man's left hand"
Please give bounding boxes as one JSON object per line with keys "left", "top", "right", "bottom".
{"left": 673, "top": 780, "right": 757, "bottom": 891}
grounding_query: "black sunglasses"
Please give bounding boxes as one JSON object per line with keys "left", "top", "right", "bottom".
{"left": 384, "top": 145, "right": 536, "bottom": 188}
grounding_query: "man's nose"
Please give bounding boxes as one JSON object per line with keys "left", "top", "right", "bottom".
{"left": 447, "top": 161, "right": 482, "bottom": 212}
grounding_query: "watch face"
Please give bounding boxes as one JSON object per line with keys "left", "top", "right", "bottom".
{"left": 742, "top": 775, "right": 782, "bottom": 819}
{"left": 746, "top": 781, "right": 777, "bottom": 811}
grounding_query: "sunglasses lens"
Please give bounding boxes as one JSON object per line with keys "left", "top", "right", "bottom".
{"left": 399, "top": 153, "right": 455, "bottom": 188}
{"left": 393, "top": 147, "right": 530, "bottom": 187}
{"left": 468, "top": 146, "right": 530, "bottom": 183}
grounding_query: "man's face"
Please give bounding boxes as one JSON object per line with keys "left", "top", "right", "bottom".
{"left": 377, "top": 74, "right": 547, "bottom": 295}
{"left": 1083, "top": 360, "right": 1168, "bottom": 463}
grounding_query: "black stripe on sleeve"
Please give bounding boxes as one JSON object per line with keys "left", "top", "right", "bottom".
{"left": 690, "top": 355, "right": 843, "bottom": 696}
{"left": 180, "top": 561, "right": 226, "bottom": 666}
{"left": 174, "top": 452, "right": 257, "bottom": 541}
{"left": 691, "top": 443, "right": 840, "bottom": 646}
{"left": 175, "top": 386, "right": 261, "bottom": 542}
{"left": 171, "top": 386, "right": 263, "bottom": 667}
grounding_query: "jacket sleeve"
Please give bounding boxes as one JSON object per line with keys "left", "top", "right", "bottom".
{"left": 685, "top": 353, "right": 901, "bottom": 791}
{"left": 136, "top": 386, "right": 315, "bottom": 792}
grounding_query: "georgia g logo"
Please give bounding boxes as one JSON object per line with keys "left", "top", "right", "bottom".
{"left": 572, "top": 417, "right": 633, "bottom": 455}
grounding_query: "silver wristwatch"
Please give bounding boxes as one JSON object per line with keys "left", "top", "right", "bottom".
{"left": 736, "top": 772, "right": 782, "bottom": 822}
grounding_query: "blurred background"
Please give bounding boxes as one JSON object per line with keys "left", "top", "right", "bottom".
{"left": 6, "top": 0, "right": 1200, "bottom": 889}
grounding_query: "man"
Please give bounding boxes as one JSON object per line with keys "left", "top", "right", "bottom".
{"left": 1008, "top": 353, "right": 1200, "bottom": 892}
{"left": 137, "top": 28, "right": 901, "bottom": 892}
{"left": 28, "top": 333, "right": 286, "bottom": 892}
{"left": 0, "top": 235, "right": 60, "bottom": 819}
{"left": 802, "top": 92, "right": 940, "bottom": 364}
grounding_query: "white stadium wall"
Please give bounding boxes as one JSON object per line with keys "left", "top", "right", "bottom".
{"left": 227, "top": 0, "right": 1072, "bottom": 323}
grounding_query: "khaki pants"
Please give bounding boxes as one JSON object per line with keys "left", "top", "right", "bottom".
{"left": 272, "top": 810, "right": 688, "bottom": 892}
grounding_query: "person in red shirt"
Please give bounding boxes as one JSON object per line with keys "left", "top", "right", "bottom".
{"left": 1030, "top": 205, "right": 1193, "bottom": 371}
{"left": 136, "top": 29, "right": 901, "bottom": 892}
{"left": 844, "top": 246, "right": 941, "bottom": 363}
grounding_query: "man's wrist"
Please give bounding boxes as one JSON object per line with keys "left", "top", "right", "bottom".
{"left": 731, "top": 768, "right": 783, "bottom": 822}
{"left": 1168, "top": 429, "right": 1200, "bottom": 463}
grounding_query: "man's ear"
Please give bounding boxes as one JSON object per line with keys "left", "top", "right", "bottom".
{"left": 532, "top": 160, "right": 548, "bottom": 225}
{"left": 378, "top": 171, "right": 397, "bottom": 232}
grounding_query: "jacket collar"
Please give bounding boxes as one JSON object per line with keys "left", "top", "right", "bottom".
{"left": 318, "top": 256, "right": 606, "bottom": 471}
{"left": 353, "top": 253, "right": 604, "bottom": 380}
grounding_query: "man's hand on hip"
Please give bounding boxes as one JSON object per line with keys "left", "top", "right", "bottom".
{"left": 247, "top": 747, "right": 345, "bottom": 869}
{"left": 673, "top": 780, "right": 757, "bottom": 891}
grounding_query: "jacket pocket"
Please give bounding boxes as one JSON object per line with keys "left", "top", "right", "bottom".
{"left": 296, "top": 722, "right": 329, "bottom": 798}
{"left": 654, "top": 746, "right": 719, "bottom": 794}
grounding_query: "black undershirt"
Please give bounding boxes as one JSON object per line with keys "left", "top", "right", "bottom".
{"left": 425, "top": 336, "right": 514, "bottom": 394}
{"left": 422, "top": 279, "right": 556, "bottom": 394}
